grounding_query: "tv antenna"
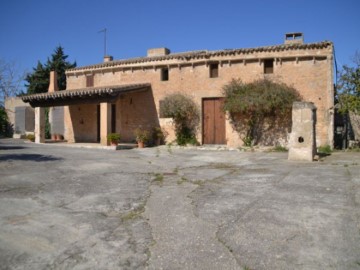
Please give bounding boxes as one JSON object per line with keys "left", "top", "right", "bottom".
{"left": 98, "top": 28, "right": 107, "bottom": 56}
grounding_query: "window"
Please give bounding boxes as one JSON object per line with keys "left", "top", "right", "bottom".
{"left": 209, "top": 63, "right": 219, "bottom": 78}
{"left": 264, "top": 59, "right": 274, "bottom": 74}
{"left": 86, "top": 75, "right": 94, "bottom": 87}
{"left": 161, "top": 68, "right": 169, "bottom": 81}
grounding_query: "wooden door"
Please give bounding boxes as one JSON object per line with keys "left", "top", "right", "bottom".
{"left": 202, "top": 98, "right": 226, "bottom": 144}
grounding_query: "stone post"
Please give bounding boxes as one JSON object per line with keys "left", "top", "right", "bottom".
{"left": 288, "top": 102, "right": 317, "bottom": 161}
{"left": 100, "top": 102, "right": 111, "bottom": 145}
{"left": 34, "top": 107, "right": 45, "bottom": 143}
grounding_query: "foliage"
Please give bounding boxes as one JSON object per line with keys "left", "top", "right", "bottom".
{"left": 317, "top": 145, "right": 332, "bottom": 155}
{"left": 272, "top": 145, "right": 288, "bottom": 152}
{"left": 223, "top": 78, "right": 302, "bottom": 145}
{"left": 161, "top": 93, "right": 200, "bottom": 145}
{"left": 337, "top": 52, "right": 360, "bottom": 114}
{"left": 45, "top": 108, "right": 51, "bottom": 139}
{"left": 25, "top": 46, "right": 76, "bottom": 94}
{"left": 134, "top": 127, "right": 150, "bottom": 142}
{"left": 0, "top": 59, "right": 25, "bottom": 106}
{"left": 26, "top": 134, "right": 35, "bottom": 142}
{"left": 152, "top": 126, "right": 168, "bottom": 145}
{"left": 0, "top": 106, "right": 13, "bottom": 137}
{"left": 107, "top": 133, "right": 121, "bottom": 142}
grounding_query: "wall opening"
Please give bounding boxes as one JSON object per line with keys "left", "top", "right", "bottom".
{"left": 86, "top": 75, "right": 94, "bottom": 87}
{"left": 264, "top": 59, "right": 274, "bottom": 74}
{"left": 161, "top": 68, "right": 169, "bottom": 81}
{"left": 209, "top": 63, "right": 219, "bottom": 78}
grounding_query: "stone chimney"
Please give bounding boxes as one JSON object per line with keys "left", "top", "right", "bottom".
{"left": 48, "top": 71, "right": 59, "bottom": 93}
{"left": 147, "top": 48, "right": 170, "bottom": 57}
{"left": 285, "top": 33, "right": 304, "bottom": 45}
{"left": 104, "top": 55, "right": 113, "bottom": 62}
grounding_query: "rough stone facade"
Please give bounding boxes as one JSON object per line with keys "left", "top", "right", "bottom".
{"left": 4, "top": 97, "right": 34, "bottom": 137}
{"left": 35, "top": 34, "right": 336, "bottom": 147}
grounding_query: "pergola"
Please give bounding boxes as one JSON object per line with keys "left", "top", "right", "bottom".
{"left": 21, "top": 83, "right": 151, "bottom": 145}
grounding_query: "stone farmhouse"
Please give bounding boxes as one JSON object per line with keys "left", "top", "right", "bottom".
{"left": 22, "top": 33, "right": 334, "bottom": 148}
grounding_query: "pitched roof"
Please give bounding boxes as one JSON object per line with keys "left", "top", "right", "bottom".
{"left": 67, "top": 41, "right": 333, "bottom": 72}
{"left": 21, "top": 83, "right": 150, "bottom": 107}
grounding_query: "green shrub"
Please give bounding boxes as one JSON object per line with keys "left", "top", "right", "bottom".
{"left": 26, "top": 134, "right": 35, "bottom": 142}
{"left": 272, "top": 145, "right": 288, "bottom": 152}
{"left": 223, "top": 79, "right": 302, "bottom": 146}
{"left": 0, "top": 107, "right": 13, "bottom": 137}
{"left": 107, "top": 133, "right": 120, "bottom": 142}
{"left": 317, "top": 145, "right": 332, "bottom": 154}
{"left": 134, "top": 128, "right": 149, "bottom": 142}
{"left": 161, "top": 93, "right": 200, "bottom": 145}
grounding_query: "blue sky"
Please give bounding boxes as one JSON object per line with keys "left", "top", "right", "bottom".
{"left": 1, "top": 0, "right": 359, "bottom": 87}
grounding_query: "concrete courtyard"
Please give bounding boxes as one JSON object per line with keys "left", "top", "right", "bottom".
{"left": 0, "top": 138, "right": 359, "bottom": 270}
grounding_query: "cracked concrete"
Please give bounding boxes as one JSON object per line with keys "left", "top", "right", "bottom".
{"left": 0, "top": 139, "right": 359, "bottom": 270}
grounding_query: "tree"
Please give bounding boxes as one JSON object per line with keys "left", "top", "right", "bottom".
{"left": 0, "top": 59, "right": 25, "bottom": 106}
{"left": 337, "top": 52, "right": 360, "bottom": 140}
{"left": 25, "top": 46, "right": 76, "bottom": 94}
{"left": 0, "top": 59, "right": 25, "bottom": 137}
{"left": 25, "top": 61, "right": 49, "bottom": 94}
{"left": 223, "top": 78, "right": 302, "bottom": 146}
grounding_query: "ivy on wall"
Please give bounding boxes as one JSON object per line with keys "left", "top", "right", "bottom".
{"left": 223, "top": 79, "right": 302, "bottom": 146}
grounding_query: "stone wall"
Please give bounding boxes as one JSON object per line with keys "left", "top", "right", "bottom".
{"left": 65, "top": 43, "right": 334, "bottom": 147}
{"left": 5, "top": 97, "right": 34, "bottom": 136}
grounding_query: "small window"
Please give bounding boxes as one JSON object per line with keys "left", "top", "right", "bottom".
{"left": 86, "top": 75, "right": 94, "bottom": 87}
{"left": 209, "top": 63, "right": 219, "bottom": 78}
{"left": 161, "top": 68, "right": 169, "bottom": 81}
{"left": 264, "top": 59, "right": 274, "bottom": 74}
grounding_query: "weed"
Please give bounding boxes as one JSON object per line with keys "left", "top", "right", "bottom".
{"left": 272, "top": 145, "right": 288, "bottom": 152}
{"left": 317, "top": 145, "right": 332, "bottom": 155}
{"left": 167, "top": 144, "right": 173, "bottom": 154}
{"left": 177, "top": 176, "right": 188, "bottom": 185}
{"left": 156, "top": 147, "right": 160, "bottom": 157}
{"left": 152, "top": 173, "right": 164, "bottom": 185}
{"left": 121, "top": 205, "right": 145, "bottom": 222}
{"left": 192, "top": 179, "right": 204, "bottom": 186}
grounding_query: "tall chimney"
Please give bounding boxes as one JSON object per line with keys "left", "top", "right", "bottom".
{"left": 48, "top": 71, "right": 59, "bottom": 92}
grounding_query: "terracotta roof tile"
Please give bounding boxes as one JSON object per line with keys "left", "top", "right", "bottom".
{"left": 67, "top": 41, "right": 332, "bottom": 72}
{"left": 22, "top": 83, "right": 150, "bottom": 102}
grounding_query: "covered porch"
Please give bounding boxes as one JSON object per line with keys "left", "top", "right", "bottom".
{"left": 21, "top": 83, "right": 154, "bottom": 146}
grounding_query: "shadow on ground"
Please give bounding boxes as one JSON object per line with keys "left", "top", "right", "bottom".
{"left": 0, "top": 154, "right": 62, "bottom": 162}
{"left": 0, "top": 146, "right": 27, "bottom": 150}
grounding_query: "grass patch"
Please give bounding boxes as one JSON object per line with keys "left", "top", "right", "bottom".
{"left": 192, "top": 179, "right": 205, "bottom": 186}
{"left": 317, "top": 145, "right": 332, "bottom": 155}
{"left": 152, "top": 173, "right": 164, "bottom": 185}
{"left": 121, "top": 206, "right": 145, "bottom": 222}
{"left": 272, "top": 145, "right": 288, "bottom": 152}
{"left": 167, "top": 143, "right": 173, "bottom": 154}
{"left": 177, "top": 176, "right": 188, "bottom": 185}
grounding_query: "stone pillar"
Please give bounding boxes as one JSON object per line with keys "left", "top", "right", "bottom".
{"left": 100, "top": 102, "right": 111, "bottom": 145}
{"left": 34, "top": 107, "right": 45, "bottom": 143}
{"left": 288, "top": 102, "right": 317, "bottom": 161}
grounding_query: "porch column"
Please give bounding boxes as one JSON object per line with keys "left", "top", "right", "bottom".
{"left": 34, "top": 107, "right": 45, "bottom": 143}
{"left": 100, "top": 102, "right": 111, "bottom": 145}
